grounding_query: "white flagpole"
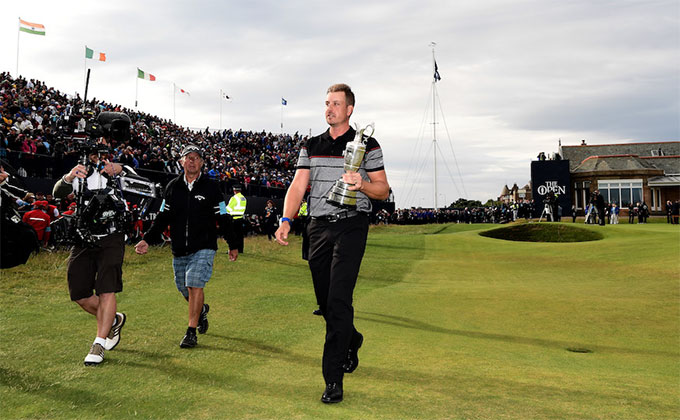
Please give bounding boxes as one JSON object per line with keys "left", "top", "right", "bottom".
{"left": 219, "top": 89, "right": 223, "bottom": 130}
{"left": 173, "top": 82, "right": 176, "bottom": 123}
{"left": 16, "top": 18, "right": 21, "bottom": 77}
{"left": 280, "top": 98, "right": 283, "bottom": 134}
{"left": 430, "top": 41, "right": 438, "bottom": 210}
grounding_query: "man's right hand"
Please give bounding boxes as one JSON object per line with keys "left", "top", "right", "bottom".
{"left": 275, "top": 222, "right": 291, "bottom": 246}
{"left": 65, "top": 164, "right": 88, "bottom": 183}
{"left": 134, "top": 239, "right": 149, "bottom": 255}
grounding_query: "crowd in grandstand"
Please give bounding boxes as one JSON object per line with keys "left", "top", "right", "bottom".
{"left": 0, "top": 72, "right": 301, "bottom": 191}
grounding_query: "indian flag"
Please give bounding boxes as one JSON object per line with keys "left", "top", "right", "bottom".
{"left": 85, "top": 46, "right": 106, "bottom": 62}
{"left": 19, "top": 19, "right": 45, "bottom": 36}
{"left": 137, "top": 68, "right": 156, "bottom": 81}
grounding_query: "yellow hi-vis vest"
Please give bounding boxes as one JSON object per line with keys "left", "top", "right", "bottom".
{"left": 298, "top": 201, "right": 308, "bottom": 217}
{"left": 227, "top": 193, "right": 247, "bottom": 219}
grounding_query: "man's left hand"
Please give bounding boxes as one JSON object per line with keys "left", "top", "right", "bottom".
{"left": 228, "top": 249, "right": 238, "bottom": 262}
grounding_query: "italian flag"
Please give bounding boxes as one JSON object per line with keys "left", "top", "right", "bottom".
{"left": 19, "top": 18, "right": 45, "bottom": 36}
{"left": 137, "top": 68, "right": 156, "bottom": 81}
{"left": 85, "top": 46, "right": 106, "bottom": 62}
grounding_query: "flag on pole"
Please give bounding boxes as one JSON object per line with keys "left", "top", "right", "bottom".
{"left": 19, "top": 19, "right": 45, "bottom": 36}
{"left": 137, "top": 68, "right": 156, "bottom": 81}
{"left": 281, "top": 98, "right": 287, "bottom": 106}
{"left": 434, "top": 60, "right": 442, "bottom": 82}
{"left": 222, "top": 92, "right": 232, "bottom": 101}
{"left": 85, "top": 46, "right": 106, "bottom": 62}
{"left": 177, "top": 87, "right": 190, "bottom": 96}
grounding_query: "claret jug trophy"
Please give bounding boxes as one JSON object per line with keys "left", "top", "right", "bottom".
{"left": 327, "top": 122, "right": 374, "bottom": 208}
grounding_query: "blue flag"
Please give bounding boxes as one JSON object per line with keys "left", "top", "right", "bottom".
{"left": 281, "top": 98, "right": 287, "bottom": 106}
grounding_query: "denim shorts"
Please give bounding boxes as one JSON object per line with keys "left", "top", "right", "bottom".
{"left": 172, "top": 249, "right": 216, "bottom": 298}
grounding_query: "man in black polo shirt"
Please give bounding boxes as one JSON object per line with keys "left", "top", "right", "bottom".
{"left": 275, "top": 83, "right": 390, "bottom": 404}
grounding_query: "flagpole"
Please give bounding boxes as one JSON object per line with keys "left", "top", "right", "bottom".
{"left": 219, "top": 89, "right": 223, "bottom": 130}
{"left": 280, "top": 98, "right": 283, "bottom": 134}
{"left": 430, "top": 41, "right": 438, "bottom": 210}
{"left": 173, "top": 83, "right": 176, "bottom": 123}
{"left": 16, "top": 18, "right": 21, "bottom": 77}
{"left": 84, "top": 45, "right": 88, "bottom": 96}
{"left": 135, "top": 69, "right": 139, "bottom": 109}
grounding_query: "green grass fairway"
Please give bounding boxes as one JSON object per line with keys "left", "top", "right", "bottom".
{"left": 1, "top": 222, "right": 678, "bottom": 419}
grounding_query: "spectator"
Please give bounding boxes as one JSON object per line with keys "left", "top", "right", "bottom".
{"left": 22, "top": 200, "right": 51, "bottom": 246}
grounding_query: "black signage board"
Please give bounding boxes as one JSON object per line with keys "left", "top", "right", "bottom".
{"left": 531, "top": 160, "right": 571, "bottom": 219}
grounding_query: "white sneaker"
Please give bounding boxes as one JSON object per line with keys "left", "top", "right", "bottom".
{"left": 84, "top": 342, "right": 105, "bottom": 366}
{"left": 105, "top": 312, "right": 126, "bottom": 351}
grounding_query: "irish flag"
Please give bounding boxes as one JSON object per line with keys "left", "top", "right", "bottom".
{"left": 19, "top": 19, "right": 45, "bottom": 36}
{"left": 137, "top": 68, "right": 156, "bottom": 81}
{"left": 85, "top": 46, "right": 106, "bottom": 62}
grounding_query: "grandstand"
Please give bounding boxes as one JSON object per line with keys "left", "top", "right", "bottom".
{"left": 0, "top": 72, "right": 303, "bottom": 204}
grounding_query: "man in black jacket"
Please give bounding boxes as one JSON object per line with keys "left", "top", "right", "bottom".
{"left": 595, "top": 190, "right": 606, "bottom": 226}
{"left": 135, "top": 144, "right": 238, "bottom": 348}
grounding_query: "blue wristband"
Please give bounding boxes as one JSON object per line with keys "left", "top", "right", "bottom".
{"left": 280, "top": 217, "right": 292, "bottom": 225}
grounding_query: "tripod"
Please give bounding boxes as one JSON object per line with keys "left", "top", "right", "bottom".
{"left": 538, "top": 203, "right": 553, "bottom": 222}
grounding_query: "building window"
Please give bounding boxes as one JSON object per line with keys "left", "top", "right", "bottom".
{"left": 652, "top": 188, "right": 661, "bottom": 211}
{"left": 651, "top": 149, "right": 665, "bottom": 157}
{"left": 598, "top": 179, "right": 643, "bottom": 207}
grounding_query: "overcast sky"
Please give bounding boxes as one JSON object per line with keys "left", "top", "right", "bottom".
{"left": 2, "top": 0, "right": 678, "bottom": 207}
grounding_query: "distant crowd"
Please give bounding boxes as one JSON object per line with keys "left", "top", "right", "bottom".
{"left": 376, "top": 201, "right": 536, "bottom": 225}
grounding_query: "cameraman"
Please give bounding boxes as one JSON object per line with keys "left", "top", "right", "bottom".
{"left": 52, "top": 139, "right": 127, "bottom": 366}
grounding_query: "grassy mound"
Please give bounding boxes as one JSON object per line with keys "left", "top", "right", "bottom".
{"left": 479, "top": 222, "right": 604, "bottom": 242}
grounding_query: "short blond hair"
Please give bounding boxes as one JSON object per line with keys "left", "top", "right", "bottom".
{"left": 327, "top": 83, "right": 355, "bottom": 107}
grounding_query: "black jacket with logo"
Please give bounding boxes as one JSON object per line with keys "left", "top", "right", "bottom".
{"left": 144, "top": 174, "right": 236, "bottom": 256}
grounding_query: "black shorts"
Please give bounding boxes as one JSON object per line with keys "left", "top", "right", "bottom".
{"left": 67, "top": 233, "right": 125, "bottom": 301}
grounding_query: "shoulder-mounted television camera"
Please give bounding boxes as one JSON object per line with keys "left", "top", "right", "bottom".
{"left": 62, "top": 110, "right": 132, "bottom": 155}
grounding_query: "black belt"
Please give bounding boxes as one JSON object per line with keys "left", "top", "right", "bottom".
{"left": 312, "top": 211, "right": 364, "bottom": 223}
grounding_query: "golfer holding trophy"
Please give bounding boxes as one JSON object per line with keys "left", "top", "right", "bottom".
{"left": 275, "top": 83, "right": 390, "bottom": 403}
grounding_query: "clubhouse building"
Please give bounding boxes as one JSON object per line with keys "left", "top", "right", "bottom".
{"left": 560, "top": 141, "right": 679, "bottom": 215}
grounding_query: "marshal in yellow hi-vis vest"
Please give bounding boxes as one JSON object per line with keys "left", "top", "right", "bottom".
{"left": 227, "top": 192, "right": 247, "bottom": 219}
{"left": 298, "top": 200, "right": 308, "bottom": 217}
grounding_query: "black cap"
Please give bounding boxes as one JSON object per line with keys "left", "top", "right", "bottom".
{"left": 181, "top": 144, "right": 202, "bottom": 158}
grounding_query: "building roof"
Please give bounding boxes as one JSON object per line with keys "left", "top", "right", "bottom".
{"left": 560, "top": 141, "right": 680, "bottom": 172}
{"left": 648, "top": 175, "right": 680, "bottom": 187}
{"left": 572, "top": 154, "right": 662, "bottom": 173}
{"left": 641, "top": 156, "right": 680, "bottom": 175}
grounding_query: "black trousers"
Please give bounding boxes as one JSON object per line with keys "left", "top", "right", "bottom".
{"left": 307, "top": 214, "right": 368, "bottom": 384}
